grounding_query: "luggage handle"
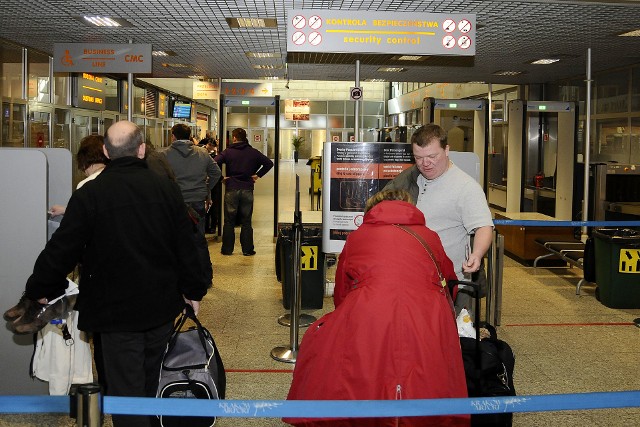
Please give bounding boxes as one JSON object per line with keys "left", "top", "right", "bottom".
{"left": 168, "top": 304, "right": 212, "bottom": 360}
{"left": 448, "top": 279, "right": 482, "bottom": 366}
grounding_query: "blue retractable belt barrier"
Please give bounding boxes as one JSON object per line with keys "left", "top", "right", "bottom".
{"left": 493, "top": 220, "right": 640, "bottom": 227}
{"left": 2, "top": 392, "right": 640, "bottom": 418}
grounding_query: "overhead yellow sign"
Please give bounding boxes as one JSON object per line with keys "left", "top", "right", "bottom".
{"left": 301, "top": 246, "right": 319, "bottom": 270}
{"left": 619, "top": 248, "right": 640, "bottom": 273}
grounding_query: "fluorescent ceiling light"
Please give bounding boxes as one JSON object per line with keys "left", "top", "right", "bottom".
{"left": 365, "top": 78, "right": 387, "bottom": 82}
{"left": 618, "top": 29, "right": 640, "bottom": 36}
{"left": 227, "top": 17, "right": 277, "bottom": 28}
{"left": 252, "top": 64, "right": 283, "bottom": 69}
{"left": 377, "top": 67, "right": 405, "bottom": 72}
{"left": 152, "top": 50, "right": 176, "bottom": 57}
{"left": 161, "top": 63, "right": 191, "bottom": 68}
{"left": 188, "top": 75, "right": 205, "bottom": 79}
{"left": 467, "top": 81, "right": 486, "bottom": 84}
{"left": 259, "top": 76, "right": 280, "bottom": 80}
{"left": 392, "top": 55, "right": 427, "bottom": 61}
{"left": 493, "top": 70, "right": 522, "bottom": 76}
{"left": 246, "top": 52, "right": 281, "bottom": 58}
{"left": 530, "top": 58, "right": 560, "bottom": 65}
{"left": 82, "top": 16, "right": 131, "bottom": 27}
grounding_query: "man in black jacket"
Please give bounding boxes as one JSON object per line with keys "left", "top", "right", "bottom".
{"left": 21, "top": 120, "right": 208, "bottom": 427}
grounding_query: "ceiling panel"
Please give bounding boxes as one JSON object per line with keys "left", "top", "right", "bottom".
{"left": 0, "top": 0, "right": 639, "bottom": 84}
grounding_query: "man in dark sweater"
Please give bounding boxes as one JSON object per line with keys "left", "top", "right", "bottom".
{"left": 21, "top": 120, "right": 208, "bottom": 427}
{"left": 214, "top": 127, "right": 273, "bottom": 256}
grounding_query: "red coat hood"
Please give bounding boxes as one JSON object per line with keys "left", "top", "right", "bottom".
{"left": 363, "top": 200, "right": 425, "bottom": 226}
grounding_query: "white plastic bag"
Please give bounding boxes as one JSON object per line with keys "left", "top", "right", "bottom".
{"left": 456, "top": 308, "right": 476, "bottom": 338}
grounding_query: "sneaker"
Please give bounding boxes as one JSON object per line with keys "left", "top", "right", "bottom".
{"left": 3, "top": 292, "right": 29, "bottom": 321}
{"left": 243, "top": 251, "right": 256, "bottom": 256}
{"left": 221, "top": 251, "right": 233, "bottom": 256}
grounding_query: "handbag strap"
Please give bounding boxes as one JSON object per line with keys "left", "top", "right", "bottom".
{"left": 394, "top": 224, "right": 456, "bottom": 319}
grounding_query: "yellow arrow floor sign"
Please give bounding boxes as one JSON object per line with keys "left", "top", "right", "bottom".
{"left": 619, "top": 248, "right": 640, "bottom": 273}
{"left": 301, "top": 246, "right": 318, "bottom": 270}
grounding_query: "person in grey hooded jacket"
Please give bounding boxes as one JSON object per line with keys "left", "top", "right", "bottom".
{"left": 163, "top": 124, "right": 221, "bottom": 285}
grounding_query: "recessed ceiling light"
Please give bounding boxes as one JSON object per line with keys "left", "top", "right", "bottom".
{"left": 618, "top": 29, "right": 640, "bottom": 37}
{"left": 252, "top": 64, "right": 283, "bottom": 69}
{"left": 392, "top": 55, "right": 427, "bottom": 61}
{"left": 259, "top": 76, "right": 281, "bottom": 80}
{"left": 365, "top": 78, "right": 387, "bottom": 82}
{"left": 161, "top": 63, "right": 191, "bottom": 68}
{"left": 467, "top": 81, "right": 486, "bottom": 84}
{"left": 80, "top": 16, "right": 131, "bottom": 27}
{"left": 377, "top": 67, "right": 406, "bottom": 72}
{"left": 530, "top": 58, "right": 560, "bottom": 65}
{"left": 152, "top": 50, "right": 177, "bottom": 57}
{"left": 493, "top": 70, "right": 522, "bottom": 76}
{"left": 188, "top": 75, "right": 205, "bottom": 79}
{"left": 227, "top": 17, "right": 278, "bottom": 29}
{"left": 246, "top": 52, "right": 281, "bottom": 58}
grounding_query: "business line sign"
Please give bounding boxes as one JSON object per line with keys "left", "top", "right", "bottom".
{"left": 287, "top": 10, "right": 475, "bottom": 55}
{"left": 53, "top": 43, "right": 152, "bottom": 73}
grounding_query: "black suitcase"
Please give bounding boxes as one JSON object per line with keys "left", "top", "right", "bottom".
{"left": 450, "top": 280, "right": 516, "bottom": 427}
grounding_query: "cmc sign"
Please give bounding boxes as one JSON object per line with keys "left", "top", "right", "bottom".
{"left": 53, "top": 43, "right": 152, "bottom": 73}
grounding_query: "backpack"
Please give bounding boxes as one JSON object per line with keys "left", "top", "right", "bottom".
{"left": 156, "top": 305, "right": 226, "bottom": 427}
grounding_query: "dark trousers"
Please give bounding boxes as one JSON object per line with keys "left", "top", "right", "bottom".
{"left": 189, "top": 201, "right": 213, "bottom": 285}
{"left": 221, "top": 189, "right": 254, "bottom": 254}
{"left": 205, "top": 182, "right": 222, "bottom": 234}
{"left": 99, "top": 320, "right": 174, "bottom": 427}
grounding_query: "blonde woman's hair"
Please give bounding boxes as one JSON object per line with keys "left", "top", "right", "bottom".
{"left": 364, "top": 189, "right": 413, "bottom": 213}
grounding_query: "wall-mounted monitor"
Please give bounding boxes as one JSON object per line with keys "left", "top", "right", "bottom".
{"left": 172, "top": 101, "right": 192, "bottom": 119}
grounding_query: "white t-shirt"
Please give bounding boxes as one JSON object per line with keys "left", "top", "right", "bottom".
{"left": 416, "top": 163, "right": 493, "bottom": 279}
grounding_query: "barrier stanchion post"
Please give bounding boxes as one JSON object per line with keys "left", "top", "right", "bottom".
{"left": 272, "top": 176, "right": 315, "bottom": 363}
{"left": 494, "top": 234, "right": 505, "bottom": 326}
{"left": 75, "top": 383, "right": 102, "bottom": 427}
{"left": 485, "top": 229, "right": 497, "bottom": 325}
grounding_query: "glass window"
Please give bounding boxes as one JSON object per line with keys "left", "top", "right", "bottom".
{"left": 133, "top": 85, "right": 145, "bottom": 115}
{"left": 227, "top": 113, "right": 249, "bottom": 127}
{"left": 362, "top": 101, "right": 384, "bottom": 115}
{"left": 1, "top": 42, "right": 24, "bottom": 99}
{"left": 53, "top": 73, "right": 70, "bottom": 105}
{"left": 327, "top": 101, "right": 344, "bottom": 114}
{"left": 309, "top": 101, "right": 327, "bottom": 114}
{"left": 362, "top": 116, "right": 382, "bottom": 129}
{"left": 592, "top": 117, "right": 630, "bottom": 163}
{"left": 104, "top": 77, "right": 119, "bottom": 112}
{"left": 328, "top": 115, "right": 344, "bottom": 128}
{"left": 249, "top": 112, "right": 266, "bottom": 127}
{"left": 53, "top": 108, "right": 70, "bottom": 149}
{"left": 595, "top": 69, "right": 629, "bottom": 114}
{"left": 28, "top": 110, "right": 50, "bottom": 147}
{"left": 631, "top": 67, "right": 640, "bottom": 112}
{"left": 1, "top": 102, "right": 26, "bottom": 147}
{"left": 27, "top": 50, "right": 50, "bottom": 103}
{"left": 631, "top": 117, "right": 640, "bottom": 164}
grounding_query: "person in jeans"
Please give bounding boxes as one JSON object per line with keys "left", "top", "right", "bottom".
{"left": 214, "top": 128, "right": 273, "bottom": 256}
{"left": 163, "top": 123, "right": 221, "bottom": 284}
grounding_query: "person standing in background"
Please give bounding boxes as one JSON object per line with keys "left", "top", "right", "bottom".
{"left": 214, "top": 127, "right": 273, "bottom": 256}
{"left": 163, "top": 123, "right": 221, "bottom": 284}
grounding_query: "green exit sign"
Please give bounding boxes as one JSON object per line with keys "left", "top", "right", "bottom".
{"left": 242, "top": 100, "right": 250, "bottom": 105}
{"left": 449, "top": 103, "right": 457, "bottom": 108}
{"left": 538, "top": 105, "right": 547, "bottom": 110}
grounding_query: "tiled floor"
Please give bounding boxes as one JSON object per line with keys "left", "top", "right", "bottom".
{"left": 1, "top": 160, "right": 639, "bottom": 427}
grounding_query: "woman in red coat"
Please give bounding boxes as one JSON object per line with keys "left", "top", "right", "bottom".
{"left": 285, "top": 189, "right": 469, "bottom": 427}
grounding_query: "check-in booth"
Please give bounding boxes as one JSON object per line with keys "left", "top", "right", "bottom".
{"left": 0, "top": 148, "right": 72, "bottom": 394}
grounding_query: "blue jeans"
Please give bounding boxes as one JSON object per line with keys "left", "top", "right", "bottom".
{"left": 222, "top": 189, "right": 254, "bottom": 254}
